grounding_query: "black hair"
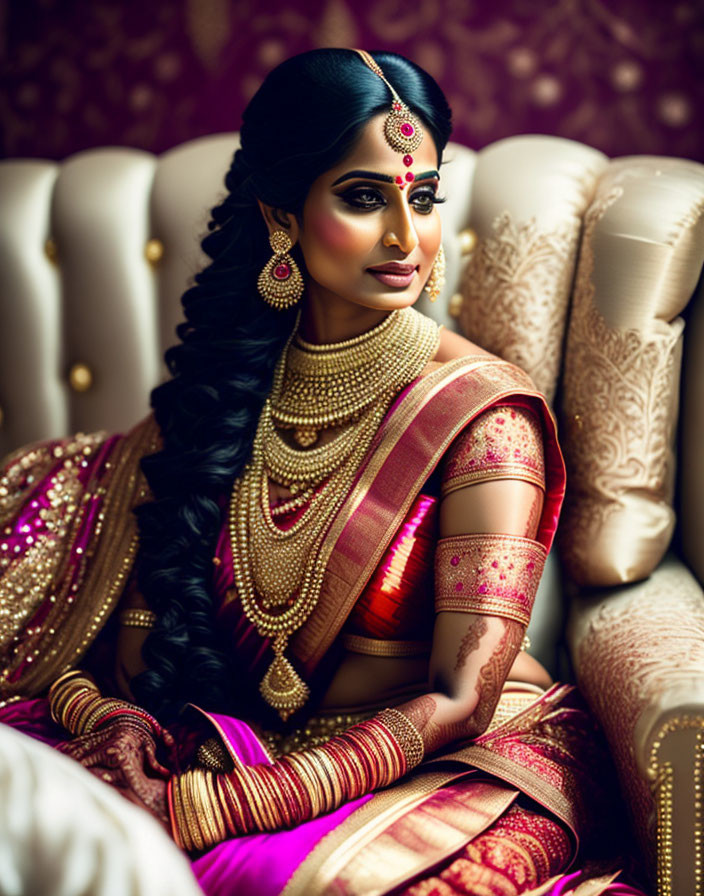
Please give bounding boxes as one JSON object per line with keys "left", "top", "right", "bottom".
{"left": 131, "top": 49, "right": 452, "bottom": 721}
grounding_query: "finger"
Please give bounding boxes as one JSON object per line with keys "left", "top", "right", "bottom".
{"left": 88, "top": 767, "right": 122, "bottom": 786}
{"left": 80, "top": 747, "right": 124, "bottom": 770}
{"left": 58, "top": 736, "right": 107, "bottom": 762}
{"left": 144, "top": 740, "right": 170, "bottom": 778}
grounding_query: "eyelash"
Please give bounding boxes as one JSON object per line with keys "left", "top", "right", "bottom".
{"left": 340, "top": 185, "right": 446, "bottom": 213}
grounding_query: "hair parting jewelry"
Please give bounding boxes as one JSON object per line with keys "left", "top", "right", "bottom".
{"left": 257, "top": 230, "right": 304, "bottom": 310}
{"left": 354, "top": 49, "right": 424, "bottom": 163}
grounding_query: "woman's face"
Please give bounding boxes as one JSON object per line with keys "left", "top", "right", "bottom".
{"left": 296, "top": 113, "right": 443, "bottom": 313}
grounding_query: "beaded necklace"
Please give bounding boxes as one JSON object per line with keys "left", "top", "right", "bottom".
{"left": 229, "top": 308, "right": 440, "bottom": 720}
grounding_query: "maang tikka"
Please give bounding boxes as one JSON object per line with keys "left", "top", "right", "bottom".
{"left": 258, "top": 230, "right": 304, "bottom": 310}
{"left": 354, "top": 49, "right": 424, "bottom": 163}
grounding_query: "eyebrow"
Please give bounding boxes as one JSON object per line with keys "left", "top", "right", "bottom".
{"left": 413, "top": 170, "right": 440, "bottom": 182}
{"left": 332, "top": 170, "right": 395, "bottom": 186}
{"left": 331, "top": 168, "right": 441, "bottom": 187}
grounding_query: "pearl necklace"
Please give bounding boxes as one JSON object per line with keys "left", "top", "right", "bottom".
{"left": 229, "top": 308, "right": 440, "bottom": 720}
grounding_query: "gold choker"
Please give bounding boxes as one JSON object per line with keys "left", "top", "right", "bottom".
{"left": 272, "top": 308, "right": 433, "bottom": 448}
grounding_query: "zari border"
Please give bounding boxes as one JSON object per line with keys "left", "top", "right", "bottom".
{"left": 292, "top": 356, "right": 564, "bottom": 674}
{"left": 1, "top": 416, "right": 159, "bottom": 697}
{"left": 441, "top": 464, "right": 546, "bottom": 496}
{"left": 647, "top": 714, "right": 704, "bottom": 896}
{"left": 340, "top": 634, "right": 431, "bottom": 657}
{"left": 281, "top": 771, "right": 517, "bottom": 896}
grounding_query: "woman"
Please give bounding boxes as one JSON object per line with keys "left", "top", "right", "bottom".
{"left": 0, "top": 49, "right": 643, "bottom": 895}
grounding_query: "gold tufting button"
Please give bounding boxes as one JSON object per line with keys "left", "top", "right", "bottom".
{"left": 45, "top": 238, "right": 59, "bottom": 264}
{"left": 449, "top": 292, "right": 463, "bottom": 319}
{"left": 458, "top": 228, "right": 478, "bottom": 256}
{"left": 144, "top": 238, "right": 164, "bottom": 265}
{"left": 69, "top": 363, "right": 93, "bottom": 393}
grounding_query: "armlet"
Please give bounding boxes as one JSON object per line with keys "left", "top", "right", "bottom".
{"left": 441, "top": 405, "right": 545, "bottom": 497}
{"left": 434, "top": 533, "right": 547, "bottom": 626}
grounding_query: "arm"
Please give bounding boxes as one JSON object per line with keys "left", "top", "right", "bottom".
{"left": 394, "top": 475, "right": 543, "bottom": 755}
{"left": 170, "top": 405, "right": 549, "bottom": 850}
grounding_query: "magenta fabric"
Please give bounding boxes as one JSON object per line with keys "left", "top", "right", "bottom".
{"left": 0, "top": 698, "right": 64, "bottom": 747}
{"left": 0, "top": 698, "right": 371, "bottom": 896}
{"left": 191, "top": 711, "right": 372, "bottom": 896}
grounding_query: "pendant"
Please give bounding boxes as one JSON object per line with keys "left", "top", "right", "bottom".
{"left": 293, "top": 426, "right": 319, "bottom": 448}
{"left": 260, "top": 638, "right": 310, "bottom": 721}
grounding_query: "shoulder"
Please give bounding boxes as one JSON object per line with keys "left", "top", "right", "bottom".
{"left": 432, "top": 327, "right": 495, "bottom": 364}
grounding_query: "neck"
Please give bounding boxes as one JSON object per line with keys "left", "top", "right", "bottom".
{"left": 298, "top": 290, "right": 393, "bottom": 345}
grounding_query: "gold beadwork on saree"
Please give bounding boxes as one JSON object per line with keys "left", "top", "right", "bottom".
{"left": 441, "top": 404, "right": 546, "bottom": 496}
{"left": 434, "top": 533, "right": 546, "bottom": 626}
{"left": 0, "top": 417, "right": 159, "bottom": 700}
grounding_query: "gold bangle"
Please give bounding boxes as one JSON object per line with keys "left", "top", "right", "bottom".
{"left": 236, "top": 767, "right": 268, "bottom": 832}
{"left": 119, "top": 608, "right": 157, "bottom": 629}
{"left": 305, "top": 750, "right": 335, "bottom": 813}
{"left": 376, "top": 708, "right": 425, "bottom": 770}
{"left": 287, "top": 753, "right": 323, "bottom": 819}
{"left": 194, "top": 770, "right": 220, "bottom": 847}
{"left": 170, "top": 775, "right": 188, "bottom": 850}
{"left": 315, "top": 746, "right": 345, "bottom": 809}
{"left": 182, "top": 771, "right": 206, "bottom": 852}
{"left": 204, "top": 771, "right": 227, "bottom": 842}
{"left": 249, "top": 766, "right": 281, "bottom": 831}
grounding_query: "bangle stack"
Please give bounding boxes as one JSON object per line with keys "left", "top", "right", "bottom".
{"left": 170, "top": 708, "right": 425, "bottom": 850}
{"left": 48, "top": 669, "right": 162, "bottom": 738}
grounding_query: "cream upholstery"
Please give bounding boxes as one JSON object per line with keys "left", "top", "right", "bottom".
{"left": 0, "top": 723, "right": 202, "bottom": 896}
{"left": 1, "top": 133, "right": 703, "bottom": 894}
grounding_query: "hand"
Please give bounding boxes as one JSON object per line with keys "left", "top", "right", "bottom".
{"left": 58, "top": 719, "right": 171, "bottom": 823}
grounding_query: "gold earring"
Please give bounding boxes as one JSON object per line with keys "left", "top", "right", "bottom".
{"left": 257, "top": 230, "right": 304, "bottom": 310}
{"left": 425, "top": 244, "right": 445, "bottom": 303}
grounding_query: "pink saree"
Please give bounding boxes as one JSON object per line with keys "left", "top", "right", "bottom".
{"left": 0, "top": 356, "right": 647, "bottom": 895}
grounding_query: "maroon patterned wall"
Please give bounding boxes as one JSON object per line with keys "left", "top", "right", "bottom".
{"left": 2, "top": 0, "right": 703, "bottom": 162}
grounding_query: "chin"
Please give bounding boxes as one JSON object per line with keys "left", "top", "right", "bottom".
{"left": 354, "top": 289, "right": 424, "bottom": 311}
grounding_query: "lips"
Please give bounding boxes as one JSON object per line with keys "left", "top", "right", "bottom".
{"left": 367, "top": 262, "right": 417, "bottom": 275}
{"left": 367, "top": 262, "right": 418, "bottom": 288}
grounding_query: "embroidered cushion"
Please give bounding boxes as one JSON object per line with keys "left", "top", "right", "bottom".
{"left": 560, "top": 157, "right": 704, "bottom": 586}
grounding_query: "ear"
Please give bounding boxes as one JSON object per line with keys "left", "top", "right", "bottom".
{"left": 256, "top": 200, "right": 300, "bottom": 245}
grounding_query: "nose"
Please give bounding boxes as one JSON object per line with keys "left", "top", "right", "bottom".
{"left": 382, "top": 199, "right": 419, "bottom": 255}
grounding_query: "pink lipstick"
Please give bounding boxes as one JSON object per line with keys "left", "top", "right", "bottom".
{"left": 367, "top": 262, "right": 418, "bottom": 288}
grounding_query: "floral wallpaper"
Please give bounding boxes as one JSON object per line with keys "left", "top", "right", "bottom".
{"left": 1, "top": 0, "right": 702, "bottom": 162}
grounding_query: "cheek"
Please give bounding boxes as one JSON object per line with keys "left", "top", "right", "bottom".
{"left": 306, "top": 209, "right": 375, "bottom": 258}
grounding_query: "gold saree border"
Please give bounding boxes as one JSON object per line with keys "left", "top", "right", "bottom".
{"left": 281, "top": 769, "right": 517, "bottom": 896}
{"left": 291, "top": 356, "right": 562, "bottom": 674}
{"left": 1, "top": 416, "right": 158, "bottom": 698}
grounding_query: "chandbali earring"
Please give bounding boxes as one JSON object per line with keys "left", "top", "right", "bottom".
{"left": 257, "top": 230, "right": 304, "bottom": 310}
{"left": 425, "top": 244, "right": 446, "bottom": 303}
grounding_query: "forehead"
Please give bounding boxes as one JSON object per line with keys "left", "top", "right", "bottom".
{"left": 324, "top": 113, "right": 440, "bottom": 180}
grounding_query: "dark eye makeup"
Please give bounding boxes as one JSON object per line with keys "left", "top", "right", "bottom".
{"left": 337, "top": 182, "right": 445, "bottom": 213}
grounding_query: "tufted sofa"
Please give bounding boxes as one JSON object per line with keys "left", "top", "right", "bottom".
{"left": 0, "top": 133, "right": 703, "bottom": 895}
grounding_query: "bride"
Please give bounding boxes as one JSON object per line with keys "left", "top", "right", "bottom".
{"left": 0, "top": 48, "right": 644, "bottom": 895}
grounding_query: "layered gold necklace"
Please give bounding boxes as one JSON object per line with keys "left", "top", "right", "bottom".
{"left": 229, "top": 308, "right": 440, "bottom": 720}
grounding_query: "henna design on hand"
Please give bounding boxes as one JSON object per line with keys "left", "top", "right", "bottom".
{"left": 58, "top": 720, "right": 170, "bottom": 822}
{"left": 474, "top": 619, "right": 524, "bottom": 730}
{"left": 453, "top": 616, "right": 489, "bottom": 672}
{"left": 399, "top": 694, "right": 436, "bottom": 734}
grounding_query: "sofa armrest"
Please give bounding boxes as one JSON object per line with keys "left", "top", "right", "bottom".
{"left": 567, "top": 555, "right": 704, "bottom": 896}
